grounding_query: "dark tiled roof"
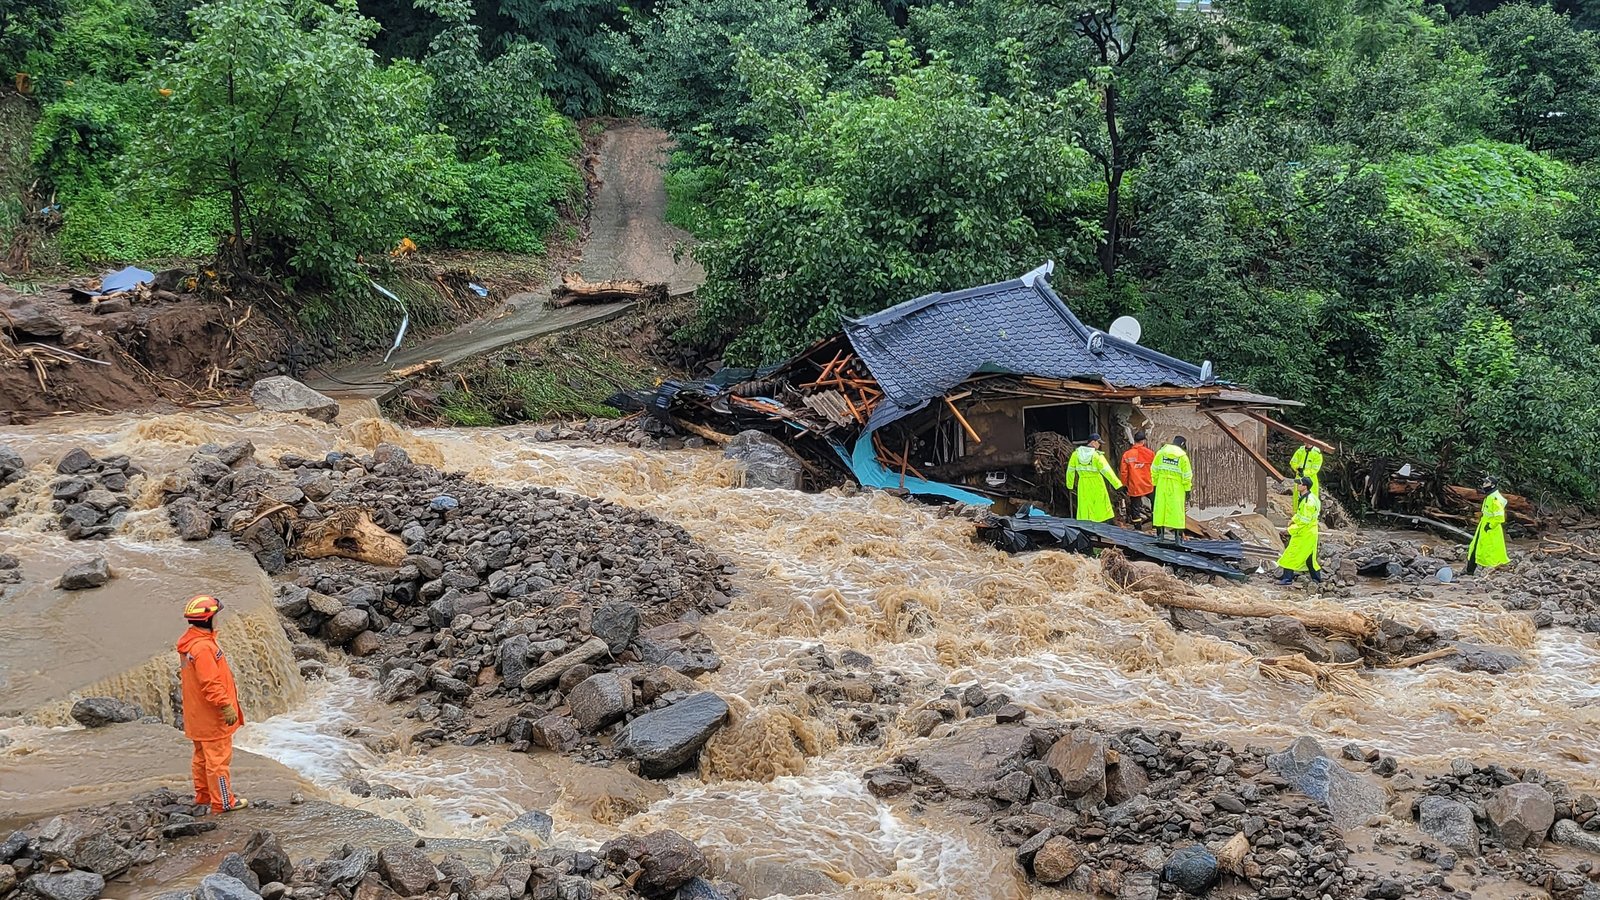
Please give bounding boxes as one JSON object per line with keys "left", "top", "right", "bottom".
{"left": 843, "top": 262, "right": 1209, "bottom": 411}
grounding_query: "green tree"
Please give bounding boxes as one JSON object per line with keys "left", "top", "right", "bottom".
{"left": 133, "top": 0, "right": 454, "bottom": 289}
{"left": 692, "top": 48, "right": 1095, "bottom": 361}
{"left": 0, "top": 0, "right": 64, "bottom": 79}
{"left": 1472, "top": 2, "right": 1600, "bottom": 158}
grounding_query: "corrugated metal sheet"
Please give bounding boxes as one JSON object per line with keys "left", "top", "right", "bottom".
{"left": 1141, "top": 406, "right": 1268, "bottom": 513}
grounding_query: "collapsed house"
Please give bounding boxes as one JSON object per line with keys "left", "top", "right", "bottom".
{"left": 651, "top": 262, "right": 1320, "bottom": 516}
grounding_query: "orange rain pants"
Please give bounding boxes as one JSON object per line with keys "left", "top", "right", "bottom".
{"left": 191, "top": 739, "right": 238, "bottom": 812}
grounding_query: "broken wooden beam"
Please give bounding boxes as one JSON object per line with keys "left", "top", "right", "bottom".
{"left": 1242, "top": 411, "right": 1334, "bottom": 453}
{"left": 549, "top": 272, "right": 667, "bottom": 308}
{"left": 944, "top": 396, "right": 981, "bottom": 444}
{"left": 1205, "top": 410, "right": 1285, "bottom": 480}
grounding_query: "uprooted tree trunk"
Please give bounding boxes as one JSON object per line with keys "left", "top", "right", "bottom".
{"left": 295, "top": 507, "right": 407, "bottom": 567}
{"left": 1100, "top": 549, "right": 1377, "bottom": 640}
{"left": 549, "top": 272, "right": 667, "bottom": 308}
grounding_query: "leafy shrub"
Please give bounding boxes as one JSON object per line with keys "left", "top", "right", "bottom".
{"left": 433, "top": 153, "right": 582, "bottom": 254}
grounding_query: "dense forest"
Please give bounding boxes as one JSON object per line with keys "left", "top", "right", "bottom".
{"left": 5, "top": 0, "right": 1600, "bottom": 502}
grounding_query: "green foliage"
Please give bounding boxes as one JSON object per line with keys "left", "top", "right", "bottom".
{"left": 1377, "top": 140, "right": 1575, "bottom": 245}
{"left": 662, "top": 151, "right": 723, "bottom": 234}
{"left": 691, "top": 48, "right": 1094, "bottom": 362}
{"left": 133, "top": 0, "right": 456, "bottom": 291}
{"left": 493, "top": 0, "right": 637, "bottom": 117}
{"left": 0, "top": 0, "right": 64, "bottom": 78}
{"left": 1471, "top": 2, "right": 1600, "bottom": 158}
{"left": 56, "top": 184, "right": 226, "bottom": 261}
{"left": 434, "top": 153, "right": 582, "bottom": 253}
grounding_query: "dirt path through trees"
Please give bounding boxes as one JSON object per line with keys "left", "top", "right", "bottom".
{"left": 309, "top": 122, "right": 701, "bottom": 398}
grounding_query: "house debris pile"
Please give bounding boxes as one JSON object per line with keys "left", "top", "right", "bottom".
{"left": 978, "top": 511, "right": 1248, "bottom": 579}
{"left": 158, "top": 440, "right": 740, "bottom": 776}
{"left": 867, "top": 717, "right": 1600, "bottom": 900}
{"left": 630, "top": 262, "right": 1315, "bottom": 519}
{"left": 1350, "top": 459, "right": 1542, "bottom": 536}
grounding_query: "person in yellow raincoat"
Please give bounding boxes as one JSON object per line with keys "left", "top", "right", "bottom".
{"left": 1276, "top": 477, "right": 1323, "bottom": 585}
{"left": 1466, "top": 477, "right": 1510, "bottom": 574}
{"left": 1151, "top": 436, "right": 1192, "bottom": 542}
{"left": 1290, "top": 444, "right": 1324, "bottom": 497}
{"left": 1064, "top": 433, "right": 1122, "bottom": 522}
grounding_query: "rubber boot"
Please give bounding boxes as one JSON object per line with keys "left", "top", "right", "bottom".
{"left": 1310, "top": 569, "right": 1323, "bottom": 584}
{"left": 1276, "top": 570, "right": 1296, "bottom": 586}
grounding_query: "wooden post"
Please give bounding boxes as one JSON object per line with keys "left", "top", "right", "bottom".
{"left": 1241, "top": 410, "right": 1334, "bottom": 453}
{"left": 944, "top": 396, "right": 981, "bottom": 444}
{"left": 1205, "top": 410, "right": 1285, "bottom": 480}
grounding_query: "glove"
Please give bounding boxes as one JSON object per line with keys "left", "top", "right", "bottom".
{"left": 220, "top": 703, "right": 238, "bottom": 726}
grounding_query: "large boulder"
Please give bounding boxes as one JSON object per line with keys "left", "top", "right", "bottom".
{"left": 1045, "top": 729, "right": 1107, "bottom": 807}
{"left": 0, "top": 291, "right": 66, "bottom": 338}
{"left": 1552, "top": 818, "right": 1600, "bottom": 855}
{"left": 908, "top": 724, "right": 1035, "bottom": 800}
{"left": 377, "top": 844, "right": 437, "bottom": 897}
{"left": 323, "top": 608, "right": 370, "bottom": 645}
{"left": 568, "top": 672, "right": 633, "bottom": 733}
{"left": 1448, "top": 642, "right": 1524, "bottom": 675}
{"left": 242, "top": 831, "right": 292, "bottom": 886}
{"left": 1416, "top": 796, "right": 1480, "bottom": 856}
{"left": 635, "top": 830, "right": 707, "bottom": 894}
{"left": 1266, "top": 737, "right": 1386, "bottom": 828}
{"left": 249, "top": 377, "right": 339, "bottom": 423}
{"left": 196, "top": 873, "right": 263, "bottom": 900}
{"left": 58, "top": 557, "right": 112, "bottom": 591}
{"left": 722, "top": 430, "right": 804, "bottom": 490}
{"left": 1031, "top": 837, "right": 1083, "bottom": 884}
{"left": 589, "top": 601, "right": 641, "bottom": 653}
{"left": 25, "top": 871, "right": 105, "bottom": 900}
{"left": 1485, "top": 783, "right": 1554, "bottom": 849}
{"left": 616, "top": 692, "right": 729, "bottom": 776}
{"left": 70, "top": 697, "right": 138, "bottom": 728}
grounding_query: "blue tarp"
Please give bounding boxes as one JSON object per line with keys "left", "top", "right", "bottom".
{"left": 848, "top": 434, "right": 992, "bottom": 506}
{"left": 99, "top": 266, "right": 154, "bottom": 293}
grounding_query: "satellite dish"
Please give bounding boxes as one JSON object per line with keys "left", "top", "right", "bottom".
{"left": 1199, "top": 360, "right": 1214, "bottom": 383}
{"left": 1109, "top": 315, "right": 1142, "bottom": 344}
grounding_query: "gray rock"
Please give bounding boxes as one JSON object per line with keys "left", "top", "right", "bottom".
{"left": 1448, "top": 642, "right": 1524, "bottom": 674}
{"left": 377, "top": 844, "right": 437, "bottom": 897}
{"left": 426, "top": 596, "right": 456, "bottom": 629}
{"left": 80, "top": 489, "right": 121, "bottom": 512}
{"left": 170, "top": 497, "right": 215, "bottom": 540}
{"left": 55, "top": 448, "right": 96, "bottom": 475}
{"left": 243, "top": 831, "right": 292, "bottom": 886}
{"left": 377, "top": 668, "right": 424, "bottom": 703}
{"left": 497, "top": 635, "right": 531, "bottom": 687}
{"left": 70, "top": 697, "right": 138, "bottom": 728}
{"left": 589, "top": 601, "right": 640, "bottom": 653}
{"left": 349, "top": 631, "right": 382, "bottom": 657}
{"left": 51, "top": 477, "right": 90, "bottom": 500}
{"left": 326, "top": 848, "right": 375, "bottom": 891}
{"left": 675, "top": 877, "right": 737, "bottom": 900}
{"left": 0, "top": 864, "right": 14, "bottom": 895}
{"left": 58, "top": 557, "right": 112, "bottom": 590}
{"left": 909, "top": 724, "right": 1035, "bottom": 799}
{"left": 568, "top": 672, "right": 632, "bottom": 733}
{"left": 249, "top": 376, "right": 339, "bottom": 422}
{"left": 503, "top": 810, "right": 553, "bottom": 842}
{"left": 722, "top": 430, "right": 805, "bottom": 490}
{"left": 25, "top": 871, "right": 105, "bottom": 900}
{"left": 519, "top": 637, "right": 611, "bottom": 693}
{"left": 1553, "top": 818, "right": 1600, "bottom": 855}
{"left": 1162, "top": 844, "right": 1219, "bottom": 894}
{"left": 0, "top": 831, "right": 26, "bottom": 862}
{"left": 634, "top": 830, "right": 706, "bottom": 894}
{"left": 616, "top": 692, "right": 730, "bottom": 776}
{"left": 197, "top": 873, "right": 263, "bottom": 900}
{"left": 1485, "top": 783, "right": 1554, "bottom": 848}
{"left": 0, "top": 446, "right": 25, "bottom": 483}
{"left": 1266, "top": 736, "right": 1386, "bottom": 827}
{"left": 1032, "top": 836, "right": 1082, "bottom": 884}
{"left": 323, "top": 608, "right": 370, "bottom": 644}
{"left": 1417, "top": 796, "right": 1480, "bottom": 856}
{"left": 218, "top": 853, "right": 262, "bottom": 892}
{"left": 530, "top": 715, "right": 581, "bottom": 752}
{"left": 272, "top": 586, "right": 311, "bottom": 619}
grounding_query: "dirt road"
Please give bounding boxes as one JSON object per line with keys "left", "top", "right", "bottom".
{"left": 310, "top": 123, "right": 702, "bottom": 398}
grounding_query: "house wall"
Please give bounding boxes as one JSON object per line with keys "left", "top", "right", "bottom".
{"left": 1137, "top": 405, "right": 1269, "bottom": 516}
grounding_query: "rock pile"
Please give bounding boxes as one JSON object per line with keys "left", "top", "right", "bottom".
{"left": 35, "top": 447, "right": 142, "bottom": 539}
{"left": 162, "top": 443, "right": 737, "bottom": 774}
{"left": 1489, "top": 537, "right": 1600, "bottom": 633}
{"left": 872, "top": 722, "right": 1384, "bottom": 899}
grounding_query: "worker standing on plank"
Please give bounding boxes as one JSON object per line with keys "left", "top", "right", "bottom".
{"left": 1119, "top": 429, "right": 1156, "bottom": 529}
{"left": 1064, "top": 433, "right": 1122, "bottom": 523}
{"left": 1151, "top": 436, "right": 1193, "bottom": 542}
{"left": 1465, "top": 477, "right": 1510, "bottom": 574}
{"left": 177, "top": 594, "right": 249, "bottom": 814}
{"left": 1276, "top": 477, "right": 1323, "bottom": 585}
{"left": 1290, "top": 443, "right": 1324, "bottom": 498}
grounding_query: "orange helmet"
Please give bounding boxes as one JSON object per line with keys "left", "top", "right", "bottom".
{"left": 183, "top": 594, "right": 222, "bottom": 622}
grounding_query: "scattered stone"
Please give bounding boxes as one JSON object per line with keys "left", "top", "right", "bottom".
{"left": 218, "top": 853, "right": 262, "bottom": 893}
{"left": 1032, "top": 837, "right": 1083, "bottom": 884}
{"left": 24, "top": 871, "right": 106, "bottom": 900}
{"left": 530, "top": 715, "right": 581, "bottom": 753}
{"left": 1485, "top": 782, "right": 1555, "bottom": 849}
{"left": 55, "top": 448, "right": 95, "bottom": 475}
{"left": 634, "top": 830, "right": 707, "bottom": 894}
{"left": 520, "top": 638, "right": 612, "bottom": 693}
{"left": 1552, "top": 818, "right": 1600, "bottom": 855}
{"left": 1046, "top": 729, "right": 1107, "bottom": 807}
{"left": 568, "top": 672, "right": 632, "bottom": 733}
{"left": 377, "top": 844, "right": 436, "bottom": 897}
{"left": 57, "top": 557, "right": 112, "bottom": 590}
{"left": 1266, "top": 736, "right": 1386, "bottom": 827}
{"left": 170, "top": 497, "right": 215, "bottom": 540}
{"left": 323, "top": 608, "right": 370, "bottom": 645}
{"left": 589, "top": 600, "right": 641, "bottom": 653}
{"left": 1449, "top": 642, "right": 1524, "bottom": 675}
{"left": 909, "top": 725, "right": 1034, "bottom": 799}
{"left": 616, "top": 692, "right": 730, "bottom": 776}
{"left": 249, "top": 376, "right": 339, "bottom": 422}
{"left": 502, "top": 810, "right": 554, "bottom": 842}
{"left": 1417, "top": 796, "right": 1480, "bottom": 856}
{"left": 69, "top": 697, "right": 138, "bottom": 728}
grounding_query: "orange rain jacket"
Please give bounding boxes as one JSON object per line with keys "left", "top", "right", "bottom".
{"left": 177, "top": 626, "right": 243, "bottom": 741}
{"left": 1120, "top": 444, "right": 1156, "bottom": 498}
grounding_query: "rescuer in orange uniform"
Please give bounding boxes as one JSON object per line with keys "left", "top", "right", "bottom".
{"left": 177, "top": 594, "right": 249, "bottom": 813}
{"left": 1119, "top": 429, "right": 1156, "bottom": 528}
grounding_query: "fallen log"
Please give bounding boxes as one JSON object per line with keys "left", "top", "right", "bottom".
{"left": 294, "top": 507, "right": 407, "bottom": 567}
{"left": 1101, "top": 549, "right": 1376, "bottom": 639}
{"left": 1258, "top": 654, "right": 1380, "bottom": 700}
{"left": 1386, "top": 647, "right": 1458, "bottom": 668}
{"left": 549, "top": 272, "right": 666, "bottom": 308}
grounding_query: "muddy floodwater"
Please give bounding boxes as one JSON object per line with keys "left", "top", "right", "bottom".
{"left": 3, "top": 409, "right": 1598, "bottom": 898}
